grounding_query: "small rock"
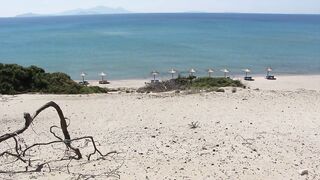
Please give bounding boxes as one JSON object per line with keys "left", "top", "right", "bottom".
{"left": 299, "top": 169, "right": 308, "bottom": 176}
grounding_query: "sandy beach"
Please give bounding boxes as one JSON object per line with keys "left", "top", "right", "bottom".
{"left": 1, "top": 75, "right": 320, "bottom": 179}
{"left": 88, "top": 74, "right": 320, "bottom": 91}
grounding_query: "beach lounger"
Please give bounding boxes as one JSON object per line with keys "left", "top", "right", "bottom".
{"left": 79, "top": 81, "right": 89, "bottom": 85}
{"left": 266, "top": 75, "right": 276, "bottom": 80}
{"left": 99, "top": 80, "right": 110, "bottom": 84}
{"left": 151, "top": 80, "right": 160, "bottom": 84}
{"left": 244, "top": 76, "right": 255, "bottom": 81}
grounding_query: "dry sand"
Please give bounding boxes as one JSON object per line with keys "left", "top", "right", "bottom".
{"left": 88, "top": 74, "right": 320, "bottom": 91}
{"left": 1, "top": 75, "right": 320, "bottom": 179}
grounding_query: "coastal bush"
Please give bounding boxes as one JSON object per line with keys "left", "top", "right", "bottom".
{"left": 192, "top": 77, "right": 243, "bottom": 88}
{"left": 0, "top": 64, "right": 108, "bottom": 94}
{"left": 137, "top": 76, "right": 244, "bottom": 93}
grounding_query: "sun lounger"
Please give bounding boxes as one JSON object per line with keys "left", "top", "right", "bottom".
{"left": 151, "top": 80, "right": 160, "bottom": 84}
{"left": 79, "top": 81, "right": 89, "bottom": 85}
{"left": 244, "top": 76, "right": 255, "bottom": 81}
{"left": 99, "top": 80, "right": 109, "bottom": 84}
{"left": 266, "top": 75, "right": 276, "bottom": 80}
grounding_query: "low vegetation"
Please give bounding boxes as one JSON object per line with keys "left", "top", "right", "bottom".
{"left": 0, "top": 64, "right": 108, "bottom": 94}
{"left": 137, "top": 76, "right": 244, "bottom": 93}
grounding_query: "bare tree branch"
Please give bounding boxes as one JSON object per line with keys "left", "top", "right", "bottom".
{"left": 0, "top": 101, "right": 119, "bottom": 177}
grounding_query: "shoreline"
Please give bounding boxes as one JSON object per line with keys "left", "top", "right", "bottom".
{"left": 75, "top": 72, "right": 320, "bottom": 82}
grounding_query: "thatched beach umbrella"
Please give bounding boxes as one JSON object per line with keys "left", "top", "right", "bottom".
{"left": 168, "top": 68, "right": 177, "bottom": 79}
{"left": 189, "top": 68, "right": 196, "bottom": 77}
{"left": 220, "top": 69, "right": 229, "bottom": 78}
{"left": 266, "top": 67, "right": 272, "bottom": 77}
{"left": 99, "top": 72, "right": 106, "bottom": 81}
{"left": 207, "top": 68, "right": 214, "bottom": 77}
{"left": 151, "top": 70, "right": 159, "bottom": 81}
{"left": 242, "top": 68, "right": 251, "bottom": 78}
{"left": 80, "top": 72, "right": 87, "bottom": 83}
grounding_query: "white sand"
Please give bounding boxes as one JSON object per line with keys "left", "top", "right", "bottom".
{"left": 88, "top": 75, "right": 320, "bottom": 91}
{"left": 1, "top": 75, "right": 320, "bottom": 179}
{"left": 88, "top": 79, "right": 147, "bottom": 89}
{"left": 242, "top": 75, "right": 320, "bottom": 91}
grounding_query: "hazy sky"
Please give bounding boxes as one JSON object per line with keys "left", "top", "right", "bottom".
{"left": 1, "top": 0, "right": 320, "bottom": 17}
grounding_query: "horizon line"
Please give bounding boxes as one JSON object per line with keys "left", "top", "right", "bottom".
{"left": 2, "top": 11, "right": 320, "bottom": 18}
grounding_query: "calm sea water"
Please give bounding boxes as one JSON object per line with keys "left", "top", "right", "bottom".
{"left": 0, "top": 13, "right": 319, "bottom": 80}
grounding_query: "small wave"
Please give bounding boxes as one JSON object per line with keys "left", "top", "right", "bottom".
{"left": 100, "top": 31, "right": 131, "bottom": 36}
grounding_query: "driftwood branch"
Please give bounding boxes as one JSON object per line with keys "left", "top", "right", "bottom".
{"left": 0, "top": 101, "right": 82, "bottom": 159}
{"left": 0, "top": 101, "right": 69, "bottom": 142}
{"left": 0, "top": 101, "right": 118, "bottom": 175}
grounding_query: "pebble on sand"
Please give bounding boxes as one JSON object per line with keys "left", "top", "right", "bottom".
{"left": 299, "top": 169, "right": 308, "bottom": 176}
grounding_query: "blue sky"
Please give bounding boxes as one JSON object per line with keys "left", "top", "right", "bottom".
{"left": 1, "top": 0, "right": 320, "bottom": 17}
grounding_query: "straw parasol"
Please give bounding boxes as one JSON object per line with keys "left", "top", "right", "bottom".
{"left": 266, "top": 67, "right": 272, "bottom": 77}
{"left": 168, "top": 68, "right": 177, "bottom": 79}
{"left": 151, "top": 70, "right": 159, "bottom": 81}
{"left": 220, "top": 69, "right": 229, "bottom": 78}
{"left": 189, "top": 68, "right": 196, "bottom": 77}
{"left": 99, "top": 72, "right": 106, "bottom": 81}
{"left": 242, "top": 68, "right": 251, "bottom": 77}
{"left": 80, "top": 72, "right": 87, "bottom": 83}
{"left": 207, "top": 68, "right": 214, "bottom": 77}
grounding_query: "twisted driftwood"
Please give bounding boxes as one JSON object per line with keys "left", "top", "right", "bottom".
{"left": 0, "top": 101, "right": 117, "bottom": 174}
{"left": 0, "top": 101, "right": 82, "bottom": 160}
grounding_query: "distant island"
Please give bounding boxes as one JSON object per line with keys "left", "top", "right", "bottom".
{"left": 16, "top": 6, "right": 131, "bottom": 17}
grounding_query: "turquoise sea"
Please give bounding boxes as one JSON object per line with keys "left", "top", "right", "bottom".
{"left": 0, "top": 13, "right": 319, "bottom": 80}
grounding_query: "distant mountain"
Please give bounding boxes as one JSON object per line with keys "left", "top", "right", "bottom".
{"left": 16, "top": 6, "right": 131, "bottom": 17}
{"left": 58, "top": 6, "right": 131, "bottom": 16}
{"left": 16, "top": 13, "right": 42, "bottom": 17}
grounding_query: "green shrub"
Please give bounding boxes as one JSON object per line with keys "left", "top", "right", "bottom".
{"left": 191, "top": 77, "right": 243, "bottom": 88}
{"left": 137, "top": 76, "right": 244, "bottom": 93}
{"left": 0, "top": 64, "right": 107, "bottom": 94}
